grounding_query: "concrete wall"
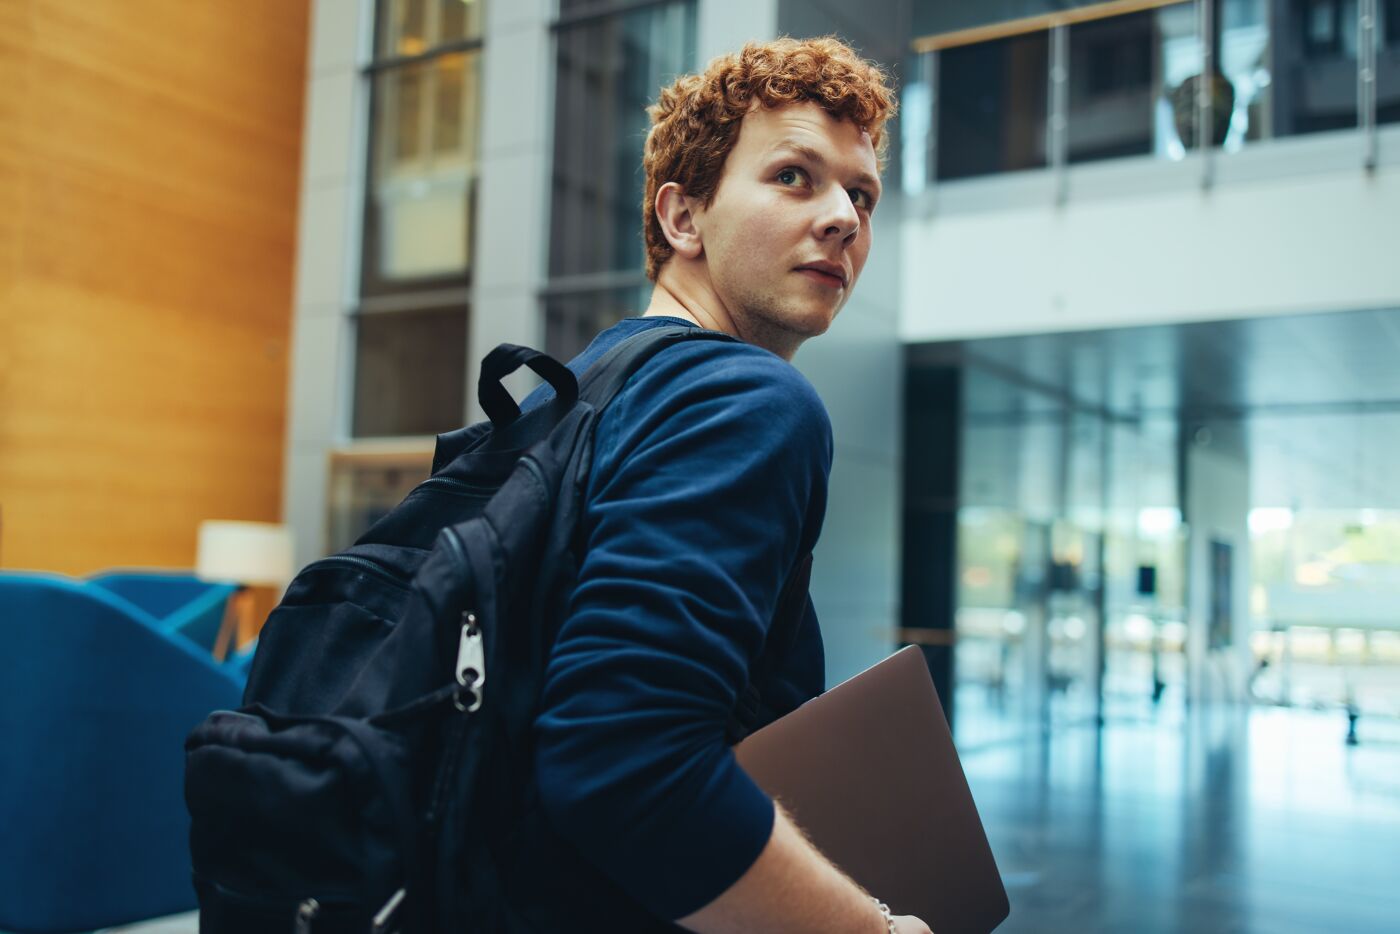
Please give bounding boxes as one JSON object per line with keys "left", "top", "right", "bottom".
{"left": 779, "top": 0, "right": 909, "bottom": 685}
{"left": 467, "top": 0, "right": 554, "bottom": 422}
{"left": 283, "top": 0, "right": 367, "bottom": 570}
{"left": 901, "top": 129, "right": 1400, "bottom": 343}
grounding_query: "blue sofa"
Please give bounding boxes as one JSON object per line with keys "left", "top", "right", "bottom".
{"left": 86, "top": 570, "right": 239, "bottom": 656}
{"left": 0, "top": 572, "right": 245, "bottom": 932}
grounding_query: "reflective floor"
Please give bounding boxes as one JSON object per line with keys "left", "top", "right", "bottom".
{"left": 101, "top": 705, "right": 1400, "bottom": 934}
{"left": 962, "top": 704, "right": 1400, "bottom": 934}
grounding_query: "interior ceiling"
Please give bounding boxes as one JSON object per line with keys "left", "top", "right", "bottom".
{"left": 909, "top": 307, "right": 1400, "bottom": 510}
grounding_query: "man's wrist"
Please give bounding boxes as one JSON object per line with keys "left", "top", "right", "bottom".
{"left": 870, "top": 896, "right": 897, "bottom": 933}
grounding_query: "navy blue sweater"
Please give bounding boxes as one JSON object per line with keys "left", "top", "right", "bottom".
{"left": 524, "top": 316, "right": 832, "bottom": 922}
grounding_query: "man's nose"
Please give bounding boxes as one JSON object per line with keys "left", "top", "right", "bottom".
{"left": 816, "top": 185, "right": 860, "bottom": 242}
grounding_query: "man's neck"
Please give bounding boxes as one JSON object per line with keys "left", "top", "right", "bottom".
{"left": 641, "top": 265, "right": 802, "bottom": 361}
{"left": 642, "top": 266, "right": 735, "bottom": 336}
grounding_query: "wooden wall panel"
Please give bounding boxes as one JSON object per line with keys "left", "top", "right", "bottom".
{"left": 0, "top": 0, "right": 310, "bottom": 574}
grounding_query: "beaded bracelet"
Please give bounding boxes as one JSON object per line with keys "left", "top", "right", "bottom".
{"left": 870, "top": 896, "right": 898, "bottom": 933}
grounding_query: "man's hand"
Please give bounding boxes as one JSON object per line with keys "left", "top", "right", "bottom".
{"left": 678, "top": 802, "right": 933, "bottom": 933}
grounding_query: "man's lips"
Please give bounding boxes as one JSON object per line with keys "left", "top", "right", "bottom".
{"left": 795, "top": 264, "right": 846, "bottom": 288}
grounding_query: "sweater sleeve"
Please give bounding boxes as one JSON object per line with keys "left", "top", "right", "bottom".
{"left": 531, "top": 342, "right": 832, "bottom": 920}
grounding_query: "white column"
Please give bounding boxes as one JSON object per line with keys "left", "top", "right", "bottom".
{"left": 467, "top": 0, "right": 556, "bottom": 421}
{"left": 282, "top": 0, "right": 371, "bottom": 569}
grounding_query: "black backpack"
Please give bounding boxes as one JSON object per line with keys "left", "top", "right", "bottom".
{"left": 184, "top": 326, "right": 812, "bottom": 932}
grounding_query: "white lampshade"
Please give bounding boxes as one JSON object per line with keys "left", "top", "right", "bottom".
{"left": 196, "top": 520, "right": 295, "bottom": 588}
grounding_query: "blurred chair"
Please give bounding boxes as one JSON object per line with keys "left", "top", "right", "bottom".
{"left": 86, "top": 570, "right": 238, "bottom": 655}
{"left": 195, "top": 520, "right": 293, "bottom": 658}
{"left": 0, "top": 572, "right": 245, "bottom": 933}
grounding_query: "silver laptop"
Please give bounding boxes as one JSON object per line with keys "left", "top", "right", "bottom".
{"left": 734, "top": 645, "right": 1010, "bottom": 934}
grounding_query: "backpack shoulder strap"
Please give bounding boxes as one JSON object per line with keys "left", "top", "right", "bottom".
{"left": 577, "top": 324, "right": 737, "bottom": 411}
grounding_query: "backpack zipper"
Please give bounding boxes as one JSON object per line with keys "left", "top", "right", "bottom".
{"left": 415, "top": 476, "right": 498, "bottom": 497}
{"left": 304, "top": 555, "right": 410, "bottom": 591}
{"left": 452, "top": 610, "right": 484, "bottom": 713}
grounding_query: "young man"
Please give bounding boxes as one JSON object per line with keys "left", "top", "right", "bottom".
{"left": 524, "top": 38, "right": 931, "bottom": 933}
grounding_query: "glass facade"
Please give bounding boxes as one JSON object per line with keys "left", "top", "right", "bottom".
{"left": 1377, "top": 0, "right": 1400, "bottom": 124}
{"left": 545, "top": 0, "right": 697, "bottom": 360}
{"left": 327, "top": 450, "right": 434, "bottom": 553}
{"left": 1273, "top": 0, "right": 1360, "bottom": 135}
{"left": 910, "top": 356, "right": 1189, "bottom": 748}
{"left": 352, "top": 1, "right": 483, "bottom": 442}
{"left": 913, "top": 0, "right": 1393, "bottom": 186}
{"left": 351, "top": 306, "right": 467, "bottom": 438}
{"left": 1069, "top": 8, "right": 1170, "bottom": 162}
{"left": 935, "top": 33, "right": 1050, "bottom": 181}
{"left": 543, "top": 283, "right": 652, "bottom": 361}
{"left": 1216, "top": 0, "right": 1273, "bottom": 150}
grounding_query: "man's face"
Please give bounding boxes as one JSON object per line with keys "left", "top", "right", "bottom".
{"left": 692, "top": 100, "right": 881, "bottom": 354}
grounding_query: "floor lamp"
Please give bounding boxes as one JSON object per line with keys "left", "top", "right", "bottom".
{"left": 196, "top": 520, "right": 294, "bottom": 662}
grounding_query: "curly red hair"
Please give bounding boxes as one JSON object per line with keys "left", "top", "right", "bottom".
{"left": 641, "top": 36, "right": 897, "bottom": 281}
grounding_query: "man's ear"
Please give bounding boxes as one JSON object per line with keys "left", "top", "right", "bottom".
{"left": 654, "top": 181, "right": 703, "bottom": 261}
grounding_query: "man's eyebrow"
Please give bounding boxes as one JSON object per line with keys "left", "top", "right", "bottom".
{"left": 768, "top": 140, "right": 881, "bottom": 196}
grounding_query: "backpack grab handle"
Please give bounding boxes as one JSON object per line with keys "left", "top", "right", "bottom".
{"left": 478, "top": 344, "right": 579, "bottom": 428}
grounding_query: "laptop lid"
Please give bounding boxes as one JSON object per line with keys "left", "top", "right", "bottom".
{"left": 734, "top": 645, "right": 1010, "bottom": 934}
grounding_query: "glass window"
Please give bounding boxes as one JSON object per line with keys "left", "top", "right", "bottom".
{"left": 363, "top": 50, "right": 481, "bottom": 292}
{"left": 352, "top": 307, "right": 468, "bottom": 438}
{"left": 544, "top": 0, "right": 695, "bottom": 360}
{"left": 1379, "top": 0, "right": 1400, "bottom": 125}
{"left": 936, "top": 32, "right": 1050, "bottom": 181}
{"left": 548, "top": 0, "right": 697, "bottom": 281}
{"left": 1272, "top": 0, "right": 1360, "bottom": 135}
{"left": 1068, "top": 4, "right": 1205, "bottom": 164}
{"left": 350, "top": 0, "right": 485, "bottom": 444}
{"left": 376, "top": 0, "right": 483, "bottom": 58}
{"left": 328, "top": 451, "right": 433, "bottom": 553}
{"left": 543, "top": 283, "right": 651, "bottom": 362}
{"left": 1067, "top": 11, "right": 1158, "bottom": 163}
{"left": 1217, "top": 0, "right": 1273, "bottom": 150}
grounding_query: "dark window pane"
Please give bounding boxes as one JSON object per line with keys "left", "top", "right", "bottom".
{"left": 362, "top": 51, "right": 480, "bottom": 293}
{"left": 353, "top": 309, "right": 467, "bottom": 437}
{"left": 1273, "top": 0, "right": 1359, "bottom": 135}
{"left": 376, "top": 0, "right": 483, "bottom": 60}
{"left": 433, "top": 53, "right": 466, "bottom": 154}
{"left": 328, "top": 453, "right": 432, "bottom": 552}
{"left": 1068, "top": 12, "right": 1157, "bottom": 163}
{"left": 548, "top": 0, "right": 696, "bottom": 279}
{"left": 936, "top": 33, "right": 1050, "bottom": 181}
{"left": 1380, "top": 0, "right": 1400, "bottom": 125}
{"left": 556, "top": 0, "right": 636, "bottom": 16}
{"left": 544, "top": 285, "right": 650, "bottom": 362}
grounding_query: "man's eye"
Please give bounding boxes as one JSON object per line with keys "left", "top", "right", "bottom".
{"left": 777, "top": 167, "right": 806, "bottom": 186}
{"left": 850, "top": 188, "right": 873, "bottom": 210}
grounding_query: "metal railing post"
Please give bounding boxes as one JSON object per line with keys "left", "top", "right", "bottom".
{"left": 1050, "top": 24, "right": 1069, "bottom": 205}
{"left": 1198, "top": 0, "right": 1215, "bottom": 188}
{"left": 1360, "top": 0, "right": 1379, "bottom": 171}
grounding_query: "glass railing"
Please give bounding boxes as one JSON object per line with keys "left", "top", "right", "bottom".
{"left": 906, "top": 0, "right": 1397, "bottom": 189}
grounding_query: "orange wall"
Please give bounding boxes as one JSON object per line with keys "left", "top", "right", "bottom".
{"left": 0, "top": 1, "right": 310, "bottom": 574}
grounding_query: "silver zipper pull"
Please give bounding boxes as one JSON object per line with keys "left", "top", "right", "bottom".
{"left": 294, "top": 897, "right": 319, "bottom": 934}
{"left": 371, "top": 887, "right": 407, "bottom": 933}
{"left": 454, "top": 611, "right": 484, "bottom": 712}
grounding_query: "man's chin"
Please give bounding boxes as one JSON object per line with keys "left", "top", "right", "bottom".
{"left": 792, "top": 300, "right": 839, "bottom": 337}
